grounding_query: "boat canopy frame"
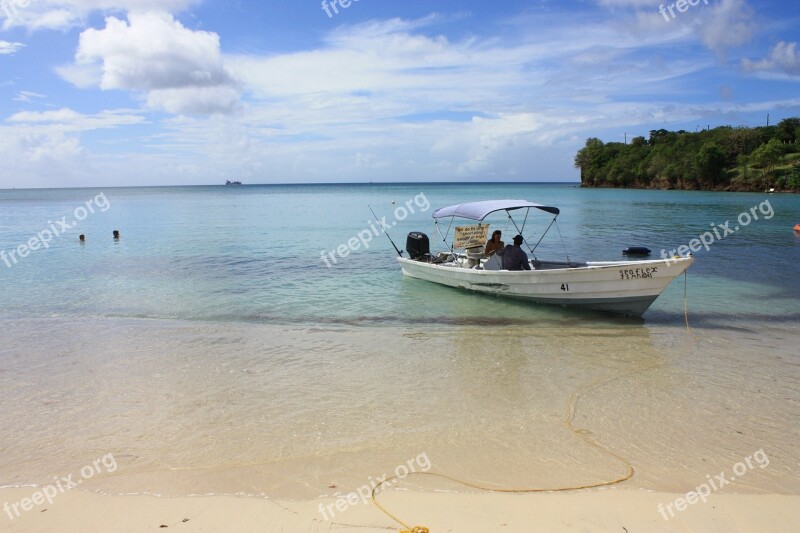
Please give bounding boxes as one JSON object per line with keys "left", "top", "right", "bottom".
{"left": 432, "top": 200, "right": 559, "bottom": 221}
{"left": 431, "top": 200, "right": 570, "bottom": 262}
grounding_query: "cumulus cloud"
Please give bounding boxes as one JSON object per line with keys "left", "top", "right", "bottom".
{"left": 0, "top": 40, "right": 24, "bottom": 54}
{"left": 59, "top": 12, "right": 240, "bottom": 115}
{"left": 1, "top": 0, "right": 199, "bottom": 31}
{"left": 743, "top": 41, "right": 800, "bottom": 80}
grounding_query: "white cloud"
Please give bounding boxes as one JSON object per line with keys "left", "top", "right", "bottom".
{"left": 59, "top": 11, "right": 240, "bottom": 115}
{"left": 0, "top": 40, "right": 24, "bottom": 54}
{"left": 743, "top": 41, "right": 800, "bottom": 80}
{"left": 0, "top": 107, "right": 145, "bottom": 187}
{"left": 57, "top": 0, "right": 197, "bottom": 8}
{"left": 13, "top": 90, "right": 46, "bottom": 102}
{"left": 56, "top": 61, "right": 103, "bottom": 88}
{"left": 594, "top": 0, "right": 756, "bottom": 56}
{"left": 1, "top": 0, "right": 199, "bottom": 31}
{"left": 699, "top": 0, "right": 755, "bottom": 55}
{"left": 595, "top": 0, "right": 655, "bottom": 7}
{"left": 146, "top": 86, "right": 241, "bottom": 115}
{"left": 7, "top": 106, "right": 144, "bottom": 129}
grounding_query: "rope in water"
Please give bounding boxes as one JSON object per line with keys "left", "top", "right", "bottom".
{"left": 371, "top": 360, "right": 669, "bottom": 532}
{"left": 684, "top": 269, "right": 691, "bottom": 331}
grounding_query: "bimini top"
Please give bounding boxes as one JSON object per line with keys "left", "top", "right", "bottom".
{"left": 432, "top": 199, "right": 560, "bottom": 221}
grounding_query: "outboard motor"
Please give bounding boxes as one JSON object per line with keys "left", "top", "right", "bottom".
{"left": 406, "top": 232, "right": 430, "bottom": 260}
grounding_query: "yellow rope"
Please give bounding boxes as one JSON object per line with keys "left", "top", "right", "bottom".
{"left": 684, "top": 269, "right": 691, "bottom": 331}
{"left": 371, "top": 361, "right": 662, "bottom": 532}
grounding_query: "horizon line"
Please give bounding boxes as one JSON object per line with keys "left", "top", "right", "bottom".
{"left": 1, "top": 180, "right": 582, "bottom": 191}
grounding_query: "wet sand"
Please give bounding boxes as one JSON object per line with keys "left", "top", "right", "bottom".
{"left": 1, "top": 316, "right": 798, "bottom": 531}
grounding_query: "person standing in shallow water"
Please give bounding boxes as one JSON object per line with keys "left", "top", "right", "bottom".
{"left": 113, "top": 230, "right": 120, "bottom": 240}
{"left": 485, "top": 230, "right": 504, "bottom": 257}
{"left": 502, "top": 235, "right": 531, "bottom": 271}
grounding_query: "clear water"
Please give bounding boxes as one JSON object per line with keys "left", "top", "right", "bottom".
{"left": 1, "top": 184, "right": 798, "bottom": 325}
{"left": 0, "top": 184, "right": 798, "bottom": 500}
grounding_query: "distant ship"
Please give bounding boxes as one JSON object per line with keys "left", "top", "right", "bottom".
{"left": 225, "top": 180, "right": 242, "bottom": 186}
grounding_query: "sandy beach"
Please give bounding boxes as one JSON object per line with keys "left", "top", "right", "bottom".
{"left": 3, "top": 488, "right": 800, "bottom": 532}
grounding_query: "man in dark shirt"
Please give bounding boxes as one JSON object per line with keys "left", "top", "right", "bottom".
{"left": 502, "top": 235, "right": 531, "bottom": 270}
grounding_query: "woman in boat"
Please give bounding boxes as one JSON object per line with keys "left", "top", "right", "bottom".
{"left": 485, "top": 230, "right": 504, "bottom": 256}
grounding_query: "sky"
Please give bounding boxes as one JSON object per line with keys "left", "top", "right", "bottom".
{"left": 0, "top": 0, "right": 798, "bottom": 188}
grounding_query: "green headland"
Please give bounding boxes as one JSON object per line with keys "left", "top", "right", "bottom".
{"left": 576, "top": 118, "right": 800, "bottom": 192}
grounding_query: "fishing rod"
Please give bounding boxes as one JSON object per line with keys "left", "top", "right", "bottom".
{"left": 368, "top": 204, "right": 403, "bottom": 257}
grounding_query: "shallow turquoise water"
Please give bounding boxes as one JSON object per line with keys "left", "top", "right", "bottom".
{"left": 1, "top": 183, "right": 798, "bottom": 326}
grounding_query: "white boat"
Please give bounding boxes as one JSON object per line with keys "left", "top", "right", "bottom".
{"left": 396, "top": 200, "right": 693, "bottom": 316}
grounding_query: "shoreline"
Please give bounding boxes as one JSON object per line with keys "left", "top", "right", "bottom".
{"left": 2, "top": 488, "right": 799, "bottom": 532}
{"left": 578, "top": 184, "right": 799, "bottom": 193}
{"left": 2, "top": 314, "right": 798, "bottom": 531}
{"left": 2, "top": 316, "right": 798, "bottom": 495}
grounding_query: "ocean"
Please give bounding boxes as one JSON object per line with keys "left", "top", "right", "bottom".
{"left": 1, "top": 183, "right": 798, "bottom": 503}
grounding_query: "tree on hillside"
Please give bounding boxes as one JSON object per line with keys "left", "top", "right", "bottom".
{"left": 727, "top": 127, "right": 756, "bottom": 161}
{"left": 737, "top": 154, "right": 751, "bottom": 182}
{"left": 777, "top": 118, "right": 800, "bottom": 143}
{"left": 751, "top": 138, "right": 784, "bottom": 185}
{"left": 648, "top": 129, "right": 673, "bottom": 145}
{"left": 696, "top": 142, "right": 727, "bottom": 186}
{"left": 575, "top": 138, "right": 605, "bottom": 185}
{"left": 575, "top": 138, "right": 603, "bottom": 168}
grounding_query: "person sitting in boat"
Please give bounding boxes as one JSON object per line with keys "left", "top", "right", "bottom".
{"left": 502, "top": 235, "right": 531, "bottom": 271}
{"left": 484, "top": 230, "right": 504, "bottom": 257}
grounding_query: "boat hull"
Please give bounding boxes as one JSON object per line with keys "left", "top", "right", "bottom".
{"left": 397, "top": 256, "right": 693, "bottom": 316}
